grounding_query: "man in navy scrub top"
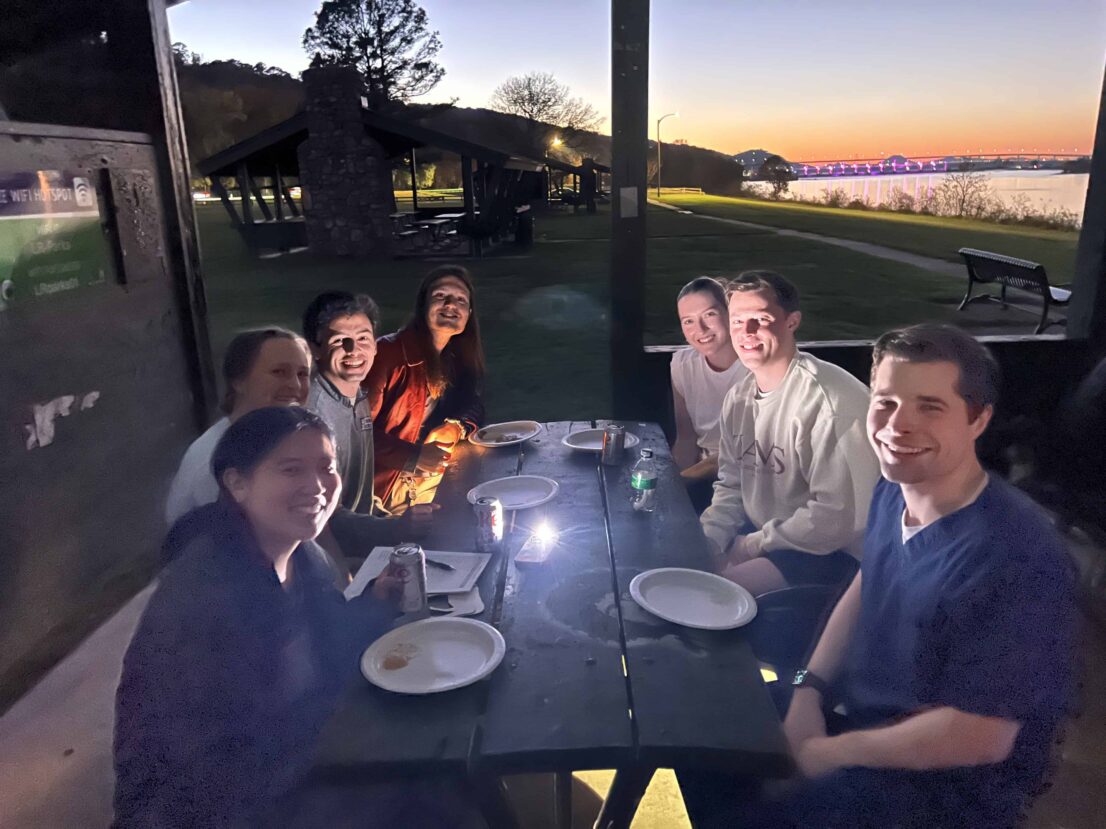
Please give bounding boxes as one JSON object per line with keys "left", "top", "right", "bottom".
{"left": 688, "top": 324, "right": 1078, "bottom": 828}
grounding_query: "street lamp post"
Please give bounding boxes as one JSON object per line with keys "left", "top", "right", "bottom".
{"left": 656, "top": 112, "right": 678, "bottom": 198}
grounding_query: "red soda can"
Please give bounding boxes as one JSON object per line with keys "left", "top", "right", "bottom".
{"left": 474, "top": 496, "right": 504, "bottom": 552}
{"left": 384, "top": 542, "right": 428, "bottom": 615}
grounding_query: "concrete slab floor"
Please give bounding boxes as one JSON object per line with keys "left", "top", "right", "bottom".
{"left": 0, "top": 570, "right": 1102, "bottom": 828}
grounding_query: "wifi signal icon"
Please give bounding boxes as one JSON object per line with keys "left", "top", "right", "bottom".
{"left": 73, "top": 177, "right": 95, "bottom": 208}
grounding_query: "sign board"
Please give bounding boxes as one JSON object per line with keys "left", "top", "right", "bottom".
{"left": 0, "top": 170, "right": 113, "bottom": 312}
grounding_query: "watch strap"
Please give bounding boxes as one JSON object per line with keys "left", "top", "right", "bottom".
{"left": 792, "top": 668, "right": 831, "bottom": 696}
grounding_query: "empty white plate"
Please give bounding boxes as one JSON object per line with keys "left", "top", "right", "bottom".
{"left": 466, "top": 475, "right": 559, "bottom": 510}
{"left": 629, "top": 568, "right": 757, "bottom": 630}
{"left": 470, "top": 420, "right": 543, "bottom": 448}
{"left": 562, "top": 428, "right": 641, "bottom": 453}
{"left": 361, "top": 617, "right": 506, "bottom": 694}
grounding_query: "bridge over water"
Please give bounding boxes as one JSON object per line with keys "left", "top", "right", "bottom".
{"left": 789, "top": 153, "right": 1085, "bottom": 178}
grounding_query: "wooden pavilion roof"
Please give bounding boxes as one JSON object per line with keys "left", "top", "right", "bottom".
{"left": 199, "top": 107, "right": 547, "bottom": 177}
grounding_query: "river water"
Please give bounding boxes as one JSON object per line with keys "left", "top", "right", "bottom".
{"left": 780, "top": 170, "right": 1089, "bottom": 222}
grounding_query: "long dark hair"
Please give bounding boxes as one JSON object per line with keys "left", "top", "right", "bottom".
{"left": 163, "top": 407, "right": 335, "bottom": 562}
{"left": 221, "top": 327, "right": 306, "bottom": 414}
{"left": 407, "top": 265, "right": 485, "bottom": 397}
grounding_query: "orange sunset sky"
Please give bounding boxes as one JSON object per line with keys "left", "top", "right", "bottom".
{"left": 171, "top": 0, "right": 1105, "bottom": 161}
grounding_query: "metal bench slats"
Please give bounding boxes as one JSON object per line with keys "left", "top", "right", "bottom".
{"left": 957, "top": 247, "right": 1069, "bottom": 334}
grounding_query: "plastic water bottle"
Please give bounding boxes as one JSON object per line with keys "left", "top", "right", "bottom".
{"left": 630, "top": 448, "right": 658, "bottom": 513}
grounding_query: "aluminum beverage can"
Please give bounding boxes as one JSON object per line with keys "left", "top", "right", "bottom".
{"left": 386, "top": 542, "right": 428, "bottom": 614}
{"left": 601, "top": 424, "right": 626, "bottom": 466}
{"left": 474, "top": 496, "right": 504, "bottom": 552}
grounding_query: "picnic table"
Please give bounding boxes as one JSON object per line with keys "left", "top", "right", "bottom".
{"left": 308, "top": 421, "right": 790, "bottom": 828}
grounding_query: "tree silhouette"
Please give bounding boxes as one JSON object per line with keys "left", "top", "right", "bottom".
{"left": 761, "top": 154, "right": 793, "bottom": 199}
{"left": 489, "top": 71, "right": 602, "bottom": 154}
{"left": 302, "top": 0, "right": 444, "bottom": 108}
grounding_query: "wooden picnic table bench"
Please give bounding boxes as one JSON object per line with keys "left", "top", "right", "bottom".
{"left": 307, "top": 421, "right": 789, "bottom": 828}
{"left": 957, "top": 247, "right": 1071, "bottom": 334}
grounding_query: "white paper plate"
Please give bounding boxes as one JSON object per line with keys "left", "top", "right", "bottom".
{"left": 361, "top": 617, "right": 506, "bottom": 694}
{"left": 466, "top": 475, "right": 559, "bottom": 510}
{"left": 629, "top": 568, "right": 757, "bottom": 630}
{"left": 562, "top": 428, "right": 641, "bottom": 453}
{"left": 470, "top": 420, "right": 543, "bottom": 448}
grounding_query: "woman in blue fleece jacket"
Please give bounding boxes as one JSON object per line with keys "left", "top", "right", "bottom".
{"left": 112, "top": 407, "right": 399, "bottom": 827}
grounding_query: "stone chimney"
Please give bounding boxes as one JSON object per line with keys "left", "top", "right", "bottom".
{"left": 298, "top": 66, "right": 394, "bottom": 257}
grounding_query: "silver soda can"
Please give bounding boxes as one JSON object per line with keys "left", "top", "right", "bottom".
{"left": 601, "top": 424, "right": 626, "bottom": 465}
{"left": 474, "top": 496, "right": 504, "bottom": 552}
{"left": 386, "top": 542, "right": 428, "bottom": 615}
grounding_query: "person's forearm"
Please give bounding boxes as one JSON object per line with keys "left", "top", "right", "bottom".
{"left": 804, "top": 572, "right": 862, "bottom": 684}
{"left": 672, "top": 435, "right": 699, "bottom": 470}
{"left": 680, "top": 455, "right": 717, "bottom": 481}
{"left": 700, "top": 406, "right": 744, "bottom": 551}
{"left": 825, "top": 707, "right": 1020, "bottom": 771}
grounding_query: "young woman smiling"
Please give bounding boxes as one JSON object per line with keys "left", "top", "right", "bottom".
{"left": 364, "top": 265, "right": 486, "bottom": 511}
{"left": 164, "top": 327, "right": 312, "bottom": 524}
{"left": 116, "top": 407, "right": 400, "bottom": 827}
{"left": 670, "top": 277, "right": 748, "bottom": 509}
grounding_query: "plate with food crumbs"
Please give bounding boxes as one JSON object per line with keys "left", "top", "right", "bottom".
{"left": 561, "top": 428, "right": 640, "bottom": 453}
{"left": 361, "top": 618, "right": 506, "bottom": 694}
{"left": 469, "top": 420, "right": 543, "bottom": 448}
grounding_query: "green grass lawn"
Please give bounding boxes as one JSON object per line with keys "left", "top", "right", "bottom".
{"left": 659, "top": 193, "right": 1080, "bottom": 280}
{"left": 195, "top": 200, "right": 1021, "bottom": 422}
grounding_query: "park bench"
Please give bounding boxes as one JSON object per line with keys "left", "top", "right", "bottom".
{"left": 957, "top": 247, "right": 1071, "bottom": 334}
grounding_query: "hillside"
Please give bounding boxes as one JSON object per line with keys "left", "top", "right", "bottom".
{"left": 176, "top": 58, "right": 744, "bottom": 194}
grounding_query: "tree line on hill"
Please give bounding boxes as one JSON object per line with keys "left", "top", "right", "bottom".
{"left": 176, "top": 0, "right": 745, "bottom": 196}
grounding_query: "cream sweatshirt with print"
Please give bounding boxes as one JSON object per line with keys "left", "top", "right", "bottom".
{"left": 700, "top": 352, "right": 880, "bottom": 558}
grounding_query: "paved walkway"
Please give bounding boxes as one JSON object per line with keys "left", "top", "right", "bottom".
{"left": 0, "top": 585, "right": 154, "bottom": 828}
{"left": 649, "top": 199, "right": 963, "bottom": 276}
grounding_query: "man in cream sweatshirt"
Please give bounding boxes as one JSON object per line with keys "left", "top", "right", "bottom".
{"left": 700, "top": 271, "right": 880, "bottom": 595}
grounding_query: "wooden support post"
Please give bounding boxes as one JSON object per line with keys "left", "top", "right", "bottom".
{"left": 610, "top": 0, "right": 650, "bottom": 418}
{"left": 1069, "top": 63, "right": 1106, "bottom": 356}
{"left": 282, "top": 184, "right": 301, "bottom": 217}
{"left": 249, "top": 175, "right": 273, "bottom": 222}
{"left": 273, "top": 166, "right": 284, "bottom": 222}
{"left": 237, "top": 162, "right": 254, "bottom": 224}
{"left": 583, "top": 158, "right": 597, "bottom": 214}
{"left": 211, "top": 177, "right": 242, "bottom": 227}
{"left": 461, "top": 155, "right": 477, "bottom": 257}
{"left": 476, "top": 161, "right": 487, "bottom": 209}
{"left": 409, "top": 149, "right": 420, "bottom": 212}
{"left": 462, "top": 155, "right": 475, "bottom": 220}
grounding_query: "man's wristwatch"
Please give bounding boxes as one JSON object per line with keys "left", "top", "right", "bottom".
{"left": 792, "top": 668, "right": 831, "bottom": 696}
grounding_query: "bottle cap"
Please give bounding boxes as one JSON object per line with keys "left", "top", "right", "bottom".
{"left": 640, "top": 448, "right": 654, "bottom": 459}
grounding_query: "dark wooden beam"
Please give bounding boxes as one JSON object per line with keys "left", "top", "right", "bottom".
{"left": 460, "top": 155, "right": 479, "bottom": 257}
{"left": 146, "top": 0, "right": 216, "bottom": 422}
{"left": 210, "top": 177, "right": 242, "bottom": 227}
{"left": 273, "top": 167, "right": 285, "bottom": 222}
{"left": 610, "top": 0, "right": 650, "bottom": 418}
{"left": 1069, "top": 63, "right": 1106, "bottom": 356}
{"left": 409, "top": 149, "right": 420, "bottom": 212}
{"left": 282, "top": 183, "right": 301, "bottom": 217}
{"left": 249, "top": 174, "right": 274, "bottom": 222}
{"left": 237, "top": 162, "right": 254, "bottom": 224}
